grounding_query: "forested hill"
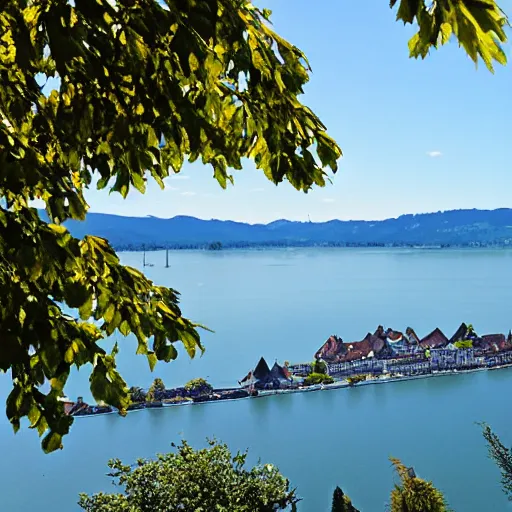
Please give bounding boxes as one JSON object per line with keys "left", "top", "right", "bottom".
{"left": 41, "top": 208, "right": 512, "bottom": 250}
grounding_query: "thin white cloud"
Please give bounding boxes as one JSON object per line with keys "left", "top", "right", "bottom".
{"left": 251, "top": 187, "right": 265, "bottom": 193}
{"left": 181, "top": 191, "right": 196, "bottom": 196}
{"left": 322, "top": 198, "right": 335, "bottom": 203}
{"left": 169, "top": 174, "right": 190, "bottom": 180}
{"left": 166, "top": 186, "right": 179, "bottom": 191}
{"left": 427, "top": 151, "right": 442, "bottom": 158}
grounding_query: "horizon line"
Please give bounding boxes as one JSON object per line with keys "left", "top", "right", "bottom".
{"left": 51, "top": 206, "right": 512, "bottom": 226}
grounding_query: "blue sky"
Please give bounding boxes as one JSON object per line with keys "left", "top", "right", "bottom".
{"left": 69, "top": 1, "right": 512, "bottom": 223}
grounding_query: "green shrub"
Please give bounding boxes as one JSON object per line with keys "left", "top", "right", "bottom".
{"left": 454, "top": 340, "right": 473, "bottom": 349}
{"left": 185, "top": 378, "right": 213, "bottom": 393}
{"left": 346, "top": 375, "right": 366, "bottom": 386}
{"left": 304, "top": 373, "right": 334, "bottom": 386}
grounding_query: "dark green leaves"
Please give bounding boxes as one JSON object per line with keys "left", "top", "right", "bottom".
{"left": 42, "top": 432, "right": 62, "bottom": 453}
{"left": 90, "top": 350, "right": 130, "bottom": 415}
{"left": 391, "top": 0, "right": 509, "bottom": 72}
{"left": 0, "top": 207, "right": 203, "bottom": 451}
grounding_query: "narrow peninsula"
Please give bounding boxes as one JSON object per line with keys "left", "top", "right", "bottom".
{"left": 63, "top": 322, "right": 512, "bottom": 417}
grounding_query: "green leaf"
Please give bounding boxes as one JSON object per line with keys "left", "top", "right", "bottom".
{"left": 79, "top": 294, "right": 94, "bottom": 320}
{"left": 48, "top": 223, "right": 67, "bottom": 235}
{"left": 147, "top": 352, "right": 157, "bottom": 371}
{"left": 42, "top": 432, "right": 62, "bottom": 453}
{"left": 189, "top": 53, "right": 199, "bottom": 73}
{"left": 119, "top": 320, "right": 131, "bottom": 336}
{"left": 131, "top": 172, "right": 146, "bottom": 194}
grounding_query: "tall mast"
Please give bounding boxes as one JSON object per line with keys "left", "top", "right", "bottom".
{"left": 143, "top": 245, "right": 146, "bottom": 267}
{"left": 165, "top": 248, "right": 169, "bottom": 268}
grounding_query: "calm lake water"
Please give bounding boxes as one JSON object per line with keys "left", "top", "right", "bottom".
{"left": 2, "top": 247, "right": 512, "bottom": 511}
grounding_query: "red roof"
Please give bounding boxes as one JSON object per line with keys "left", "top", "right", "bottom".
{"left": 386, "top": 329, "right": 404, "bottom": 342}
{"left": 316, "top": 332, "right": 389, "bottom": 363}
{"left": 481, "top": 334, "right": 510, "bottom": 352}
{"left": 420, "top": 328, "right": 448, "bottom": 349}
{"left": 336, "top": 334, "right": 386, "bottom": 363}
{"left": 315, "top": 335, "right": 344, "bottom": 361}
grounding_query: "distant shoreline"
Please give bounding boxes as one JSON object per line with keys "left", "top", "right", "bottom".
{"left": 49, "top": 208, "right": 512, "bottom": 250}
{"left": 116, "top": 243, "right": 512, "bottom": 253}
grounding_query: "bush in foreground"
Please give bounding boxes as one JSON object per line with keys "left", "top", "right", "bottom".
{"left": 79, "top": 440, "right": 298, "bottom": 512}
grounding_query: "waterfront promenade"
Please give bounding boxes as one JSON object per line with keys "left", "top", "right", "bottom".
{"left": 66, "top": 358, "right": 512, "bottom": 418}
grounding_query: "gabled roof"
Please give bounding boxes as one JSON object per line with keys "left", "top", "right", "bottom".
{"left": 315, "top": 335, "right": 344, "bottom": 362}
{"left": 270, "top": 362, "right": 290, "bottom": 381}
{"left": 481, "top": 333, "right": 505, "bottom": 344}
{"left": 450, "top": 323, "right": 479, "bottom": 343}
{"left": 238, "top": 371, "right": 253, "bottom": 385}
{"left": 481, "top": 334, "right": 509, "bottom": 352}
{"left": 253, "top": 357, "right": 271, "bottom": 381}
{"left": 386, "top": 328, "right": 404, "bottom": 343}
{"left": 405, "top": 327, "right": 421, "bottom": 344}
{"left": 374, "top": 325, "right": 385, "bottom": 339}
{"left": 337, "top": 333, "right": 387, "bottom": 362}
{"left": 420, "top": 328, "right": 449, "bottom": 349}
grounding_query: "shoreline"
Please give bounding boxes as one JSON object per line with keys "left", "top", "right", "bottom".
{"left": 71, "top": 363, "right": 512, "bottom": 419}
{"left": 118, "top": 245, "right": 512, "bottom": 254}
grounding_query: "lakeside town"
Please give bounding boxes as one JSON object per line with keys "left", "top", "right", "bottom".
{"left": 63, "top": 322, "right": 512, "bottom": 417}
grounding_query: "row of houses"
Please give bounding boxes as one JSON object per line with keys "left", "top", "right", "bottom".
{"left": 292, "top": 323, "right": 512, "bottom": 378}
{"left": 239, "top": 324, "right": 512, "bottom": 389}
{"left": 315, "top": 323, "right": 512, "bottom": 363}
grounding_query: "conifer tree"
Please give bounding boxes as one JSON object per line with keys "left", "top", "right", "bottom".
{"left": 389, "top": 458, "right": 449, "bottom": 512}
{"left": 332, "top": 486, "right": 347, "bottom": 512}
{"left": 331, "top": 485, "right": 360, "bottom": 512}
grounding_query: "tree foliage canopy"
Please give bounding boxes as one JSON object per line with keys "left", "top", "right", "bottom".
{"left": 0, "top": 0, "right": 508, "bottom": 452}
{"left": 331, "top": 486, "right": 360, "bottom": 512}
{"left": 389, "top": 458, "right": 449, "bottom": 512}
{"left": 78, "top": 439, "right": 298, "bottom": 512}
{"left": 184, "top": 377, "right": 213, "bottom": 392}
{"left": 483, "top": 424, "right": 512, "bottom": 500}
{"left": 392, "top": 0, "right": 509, "bottom": 72}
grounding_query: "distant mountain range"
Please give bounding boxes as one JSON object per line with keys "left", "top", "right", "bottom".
{"left": 45, "top": 208, "right": 512, "bottom": 250}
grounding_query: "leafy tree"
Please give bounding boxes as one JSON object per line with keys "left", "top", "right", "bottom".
{"left": 389, "top": 458, "right": 449, "bottom": 512}
{"left": 0, "top": 0, "right": 508, "bottom": 453}
{"left": 313, "top": 360, "right": 328, "bottom": 375}
{"left": 145, "top": 377, "right": 166, "bottom": 402}
{"left": 78, "top": 439, "right": 298, "bottom": 512}
{"left": 128, "top": 386, "right": 146, "bottom": 404}
{"left": 150, "top": 377, "right": 165, "bottom": 393}
{"left": 482, "top": 424, "right": 512, "bottom": 500}
{"left": 184, "top": 377, "right": 213, "bottom": 393}
{"left": 332, "top": 485, "right": 360, "bottom": 512}
{"left": 392, "top": 0, "right": 509, "bottom": 73}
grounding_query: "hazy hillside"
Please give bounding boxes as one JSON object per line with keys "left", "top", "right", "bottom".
{"left": 42, "top": 209, "right": 512, "bottom": 249}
